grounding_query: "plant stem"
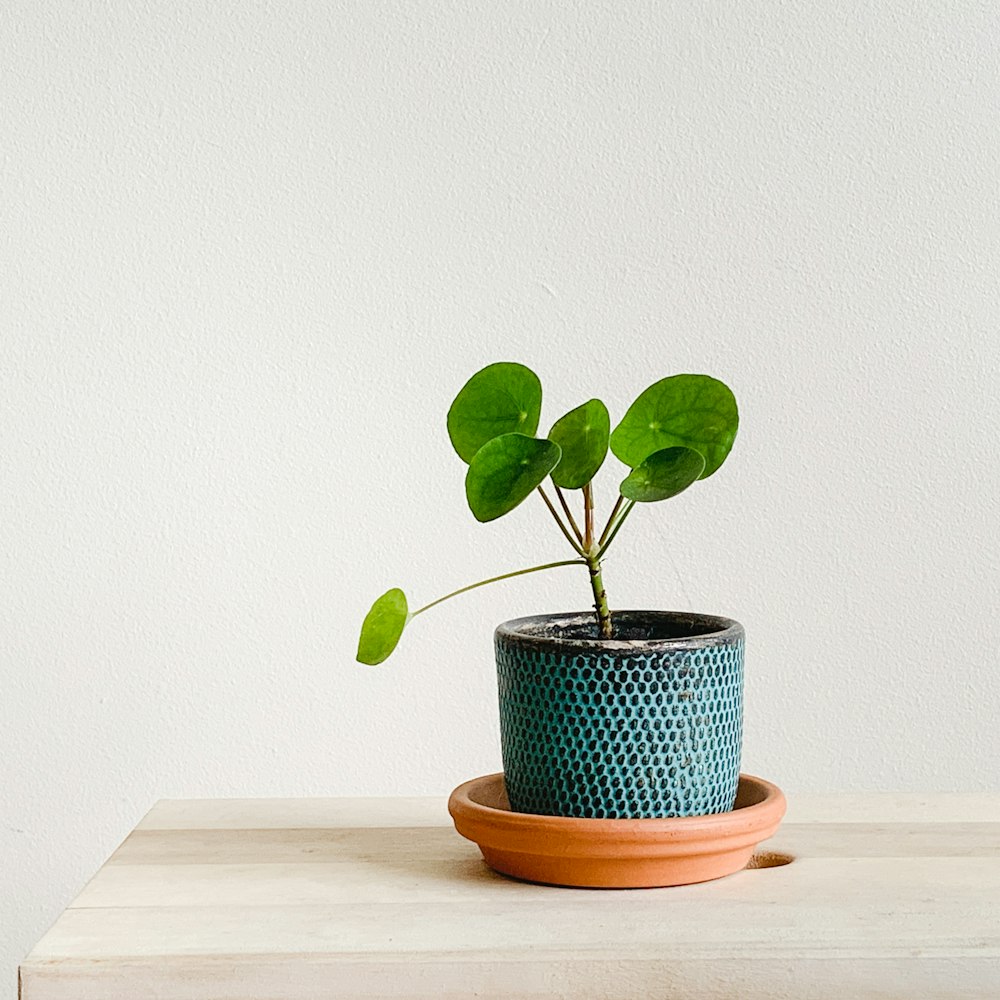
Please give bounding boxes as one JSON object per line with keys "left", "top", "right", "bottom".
{"left": 586, "top": 552, "right": 613, "bottom": 638}
{"left": 598, "top": 494, "right": 624, "bottom": 546}
{"left": 583, "top": 482, "right": 595, "bottom": 550}
{"left": 554, "top": 485, "right": 584, "bottom": 544}
{"left": 596, "top": 499, "right": 636, "bottom": 560}
{"left": 412, "top": 559, "right": 588, "bottom": 617}
{"left": 576, "top": 483, "right": 612, "bottom": 637}
{"left": 537, "top": 486, "right": 585, "bottom": 555}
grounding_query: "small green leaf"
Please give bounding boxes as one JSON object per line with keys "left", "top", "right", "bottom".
{"left": 620, "top": 447, "right": 706, "bottom": 503}
{"left": 465, "top": 433, "right": 562, "bottom": 522}
{"left": 547, "top": 398, "right": 610, "bottom": 489}
{"left": 356, "top": 588, "right": 409, "bottom": 665}
{"left": 610, "top": 374, "right": 738, "bottom": 478}
{"left": 447, "top": 363, "right": 543, "bottom": 463}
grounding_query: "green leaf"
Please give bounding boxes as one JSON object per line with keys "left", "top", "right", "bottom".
{"left": 465, "top": 433, "right": 562, "bottom": 522}
{"left": 356, "top": 588, "right": 409, "bottom": 665}
{"left": 620, "top": 447, "right": 707, "bottom": 503}
{"left": 547, "top": 398, "right": 610, "bottom": 489}
{"left": 447, "top": 363, "right": 543, "bottom": 463}
{"left": 610, "top": 374, "right": 738, "bottom": 478}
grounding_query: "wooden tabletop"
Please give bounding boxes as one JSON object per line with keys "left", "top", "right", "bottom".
{"left": 19, "top": 793, "right": 1000, "bottom": 999}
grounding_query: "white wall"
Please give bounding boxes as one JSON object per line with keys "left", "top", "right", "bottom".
{"left": 3, "top": 0, "right": 999, "bottom": 989}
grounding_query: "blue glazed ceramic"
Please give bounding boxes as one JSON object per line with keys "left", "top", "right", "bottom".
{"left": 495, "top": 611, "right": 744, "bottom": 819}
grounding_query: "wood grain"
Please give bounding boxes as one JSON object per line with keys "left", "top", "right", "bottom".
{"left": 19, "top": 795, "right": 1000, "bottom": 999}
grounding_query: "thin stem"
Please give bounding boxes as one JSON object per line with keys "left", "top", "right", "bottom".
{"left": 554, "top": 485, "right": 584, "bottom": 544}
{"left": 596, "top": 499, "right": 636, "bottom": 560}
{"left": 537, "top": 486, "right": 586, "bottom": 555}
{"left": 598, "top": 494, "right": 625, "bottom": 546}
{"left": 583, "top": 482, "right": 595, "bottom": 551}
{"left": 586, "top": 554, "right": 613, "bottom": 638}
{"left": 412, "top": 559, "right": 588, "bottom": 616}
{"left": 581, "top": 483, "right": 611, "bottom": 637}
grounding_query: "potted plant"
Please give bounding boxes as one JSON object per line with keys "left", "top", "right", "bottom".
{"left": 357, "top": 362, "right": 784, "bottom": 886}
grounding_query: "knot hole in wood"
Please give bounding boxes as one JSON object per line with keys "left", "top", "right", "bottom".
{"left": 745, "top": 851, "right": 794, "bottom": 869}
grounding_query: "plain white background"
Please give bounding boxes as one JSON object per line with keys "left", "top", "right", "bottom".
{"left": 3, "top": 0, "right": 999, "bottom": 989}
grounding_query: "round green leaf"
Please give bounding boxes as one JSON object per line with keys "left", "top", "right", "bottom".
{"left": 609, "top": 374, "right": 738, "bottom": 478}
{"left": 447, "top": 363, "right": 543, "bottom": 464}
{"left": 356, "top": 588, "right": 409, "bottom": 665}
{"left": 547, "top": 398, "right": 610, "bottom": 490}
{"left": 465, "top": 433, "right": 561, "bottom": 523}
{"left": 620, "top": 447, "right": 706, "bottom": 503}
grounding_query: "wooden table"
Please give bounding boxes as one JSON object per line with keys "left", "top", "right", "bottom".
{"left": 19, "top": 793, "right": 1000, "bottom": 998}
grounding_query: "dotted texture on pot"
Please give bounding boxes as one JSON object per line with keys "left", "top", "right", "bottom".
{"left": 496, "top": 616, "right": 744, "bottom": 819}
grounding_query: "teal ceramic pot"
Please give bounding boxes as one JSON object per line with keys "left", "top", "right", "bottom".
{"left": 495, "top": 611, "right": 744, "bottom": 819}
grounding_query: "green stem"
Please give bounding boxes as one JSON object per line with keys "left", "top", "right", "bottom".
{"left": 537, "top": 486, "right": 585, "bottom": 555}
{"left": 583, "top": 482, "right": 595, "bottom": 550}
{"left": 586, "top": 553, "right": 613, "bottom": 638}
{"left": 577, "top": 483, "right": 612, "bottom": 637}
{"left": 554, "top": 485, "right": 584, "bottom": 544}
{"left": 412, "top": 559, "right": 587, "bottom": 617}
{"left": 595, "top": 499, "right": 636, "bottom": 560}
{"left": 598, "top": 494, "right": 624, "bottom": 546}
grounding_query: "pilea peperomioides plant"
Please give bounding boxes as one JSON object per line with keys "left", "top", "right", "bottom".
{"left": 357, "top": 363, "right": 738, "bottom": 664}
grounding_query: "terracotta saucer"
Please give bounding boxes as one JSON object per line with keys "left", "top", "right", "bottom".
{"left": 449, "top": 772, "right": 786, "bottom": 888}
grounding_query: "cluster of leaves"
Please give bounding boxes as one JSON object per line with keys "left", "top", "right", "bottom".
{"left": 357, "top": 363, "right": 738, "bottom": 664}
{"left": 449, "top": 363, "right": 736, "bottom": 522}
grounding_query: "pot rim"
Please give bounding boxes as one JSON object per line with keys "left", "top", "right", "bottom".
{"left": 495, "top": 610, "right": 743, "bottom": 652}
